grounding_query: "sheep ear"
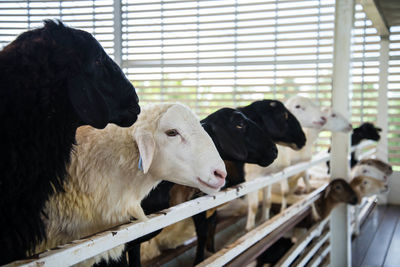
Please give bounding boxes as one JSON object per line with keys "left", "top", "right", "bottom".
{"left": 135, "top": 131, "right": 155, "bottom": 174}
{"left": 68, "top": 75, "right": 109, "bottom": 129}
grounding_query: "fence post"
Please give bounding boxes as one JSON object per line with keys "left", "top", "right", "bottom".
{"left": 377, "top": 36, "right": 390, "bottom": 162}
{"left": 330, "top": 0, "right": 355, "bottom": 266}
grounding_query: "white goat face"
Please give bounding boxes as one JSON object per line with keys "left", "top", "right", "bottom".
{"left": 352, "top": 164, "right": 388, "bottom": 182}
{"left": 321, "top": 107, "right": 352, "bottom": 132}
{"left": 284, "top": 96, "right": 326, "bottom": 129}
{"left": 135, "top": 104, "right": 226, "bottom": 196}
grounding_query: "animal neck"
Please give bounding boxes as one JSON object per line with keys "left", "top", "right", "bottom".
{"left": 316, "top": 192, "right": 339, "bottom": 219}
{"left": 351, "top": 130, "right": 362, "bottom": 146}
{"left": 290, "top": 127, "right": 321, "bottom": 164}
{"left": 224, "top": 161, "right": 245, "bottom": 188}
{"left": 304, "top": 127, "right": 321, "bottom": 145}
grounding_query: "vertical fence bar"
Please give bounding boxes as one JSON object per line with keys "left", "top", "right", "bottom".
{"left": 330, "top": 0, "right": 355, "bottom": 266}
{"left": 377, "top": 36, "right": 390, "bottom": 161}
{"left": 113, "top": 0, "right": 122, "bottom": 66}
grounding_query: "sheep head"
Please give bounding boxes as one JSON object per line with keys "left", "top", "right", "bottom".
{"left": 321, "top": 107, "right": 352, "bottom": 133}
{"left": 358, "top": 158, "right": 392, "bottom": 176}
{"left": 350, "top": 176, "right": 388, "bottom": 204}
{"left": 351, "top": 163, "right": 389, "bottom": 182}
{"left": 351, "top": 122, "right": 381, "bottom": 145}
{"left": 201, "top": 108, "right": 277, "bottom": 167}
{"left": 5, "top": 20, "right": 140, "bottom": 129}
{"left": 134, "top": 103, "right": 226, "bottom": 196}
{"left": 325, "top": 178, "right": 358, "bottom": 206}
{"left": 240, "top": 100, "right": 306, "bottom": 151}
{"left": 284, "top": 96, "right": 326, "bottom": 129}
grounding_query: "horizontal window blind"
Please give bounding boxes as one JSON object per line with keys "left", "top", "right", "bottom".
{"left": 122, "top": 0, "right": 335, "bottom": 118}
{"left": 389, "top": 26, "right": 400, "bottom": 169}
{"left": 122, "top": 1, "right": 383, "bottom": 156}
{"left": 0, "top": 1, "right": 395, "bottom": 168}
{"left": 0, "top": 0, "right": 115, "bottom": 56}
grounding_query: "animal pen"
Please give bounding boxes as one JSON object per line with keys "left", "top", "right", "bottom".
{"left": 1, "top": 0, "right": 399, "bottom": 266}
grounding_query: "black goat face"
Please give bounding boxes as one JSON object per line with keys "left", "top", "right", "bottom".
{"left": 202, "top": 108, "right": 277, "bottom": 167}
{"left": 45, "top": 20, "right": 140, "bottom": 128}
{"left": 250, "top": 100, "right": 306, "bottom": 150}
{"left": 357, "top": 122, "right": 381, "bottom": 141}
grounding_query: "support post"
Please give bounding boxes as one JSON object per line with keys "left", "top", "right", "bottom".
{"left": 113, "top": 0, "right": 122, "bottom": 67}
{"left": 330, "top": 0, "right": 355, "bottom": 267}
{"left": 377, "top": 36, "right": 389, "bottom": 161}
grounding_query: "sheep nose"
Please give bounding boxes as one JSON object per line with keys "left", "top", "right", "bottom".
{"left": 351, "top": 196, "right": 358, "bottom": 205}
{"left": 214, "top": 169, "right": 227, "bottom": 180}
{"left": 321, "top": 116, "right": 327, "bottom": 123}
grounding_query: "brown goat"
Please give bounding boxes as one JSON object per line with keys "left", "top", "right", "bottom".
{"left": 350, "top": 175, "right": 388, "bottom": 204}
{"left": 314, "top": 179, "right": 358, "bottom": 219}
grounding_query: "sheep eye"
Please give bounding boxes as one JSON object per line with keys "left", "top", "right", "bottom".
{"left": 295, "top": 105, "right": 301, "bottom": 109}
{"left": 335, "top": 185, "right": 342, "bottom": 191}
{"left": 284, "top": 112, "right": 289, "bottom": 120}
{"left": 332, "top": 114, "right": 336, "bottom": 117}
{"left": 363, "top": 170, "right": 368, "bottom": 173}
{"left": 165, "top": 129, "right": 179, "bottom": 137}
{"left": 95, "top": 59, "right": 102, "bottom": 66}
{"left": 363, "top": 181, "right": 368, "bottom": 185}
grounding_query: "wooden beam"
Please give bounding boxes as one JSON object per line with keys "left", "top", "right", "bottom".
{"left": 224, "top": 208, "right": 311, "bottom": 267}
{"left": 357, "top": 0, "right": 390, "bottom": 37}
{"left": 196, "top": 186, "right": 326, "bottom": 267}
{"left": 276, "top": 217, "right": 330, "bottom": 266}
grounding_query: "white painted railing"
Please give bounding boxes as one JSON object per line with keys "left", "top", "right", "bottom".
{"left": 7, "top": 141, "right": 376, "bottom": 267}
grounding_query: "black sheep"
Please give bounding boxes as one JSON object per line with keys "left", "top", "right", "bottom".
{"left": 238, "top": 99, "right": 307, "bottom": 150}
{"left": 122, "top": 107, "right": 278, "bottom": 267}
{"left": 200, "top": 100, "right": 307, "bottom": 261}
{"left": 350, "top": 122, "right": 381, "bottom": 167}
{"left": 327, "top": 122, "right": 381, "bottom": 172}
{"left": 0, "top": 20, "right": 140, "bottom": 264}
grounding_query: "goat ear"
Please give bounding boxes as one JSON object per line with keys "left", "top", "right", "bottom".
{"left": 213, "top": 124, "right": 248, "bottom": 161}
{"left": 324, "top": 186, "right": 331, "bottom": 198}
{"left": 68, "top": 75, "right": 109, "bottom": 129}
{"left": 135, "top": 130, "right": 155, "bottom": 174}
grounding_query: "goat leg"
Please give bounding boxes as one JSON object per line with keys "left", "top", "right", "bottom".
{"left": 206, "top": 211, "right": 217, "bottom": 253}
{"left": 261, "top": 186, "right": 272, "bottom": 221}
{"left": 193, "top": 211, "right": 208, "bottom": 265}
{"left": 246, "top": 191, "right": 259, "bottom": 231}
{"left": 302, "top": 171, "right": 312, "bottom": 193}
{"left": 280, "top": 179, "right": 289, "bottom": 213}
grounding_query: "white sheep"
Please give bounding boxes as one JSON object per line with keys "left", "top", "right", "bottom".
{"left": 285, "top": 106, "right": 353, "bottom": 195}
{"left": 351, "top": 163, "right": 390, "bottom": 182}
{"left": 350, "top": 160, "right": 390, "bottom": 235}
{"left": 244, "top": 96, "right": 326, "bottom": 230}
{"left": 32, "top": 103, "right": 226, "bottom": 267}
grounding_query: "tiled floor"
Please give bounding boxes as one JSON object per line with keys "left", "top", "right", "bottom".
{"left": 352, "top": 205, "right": 400, "bottom": 267}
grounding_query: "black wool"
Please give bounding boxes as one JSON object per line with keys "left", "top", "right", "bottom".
{"left": 0, "top": 20, "right": 140, "bottom": 264}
